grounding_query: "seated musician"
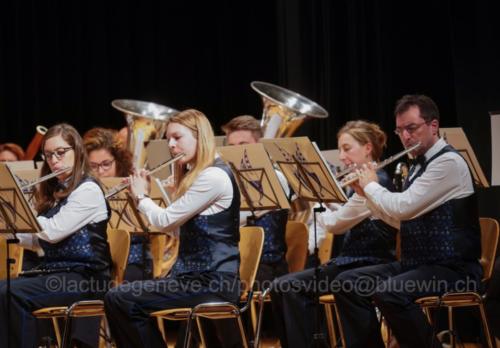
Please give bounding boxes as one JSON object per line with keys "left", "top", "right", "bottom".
{"left": 0, "top": 123, "right": 112, "bottom": 348}
{"left": 0, "top": 142, "right": 25, "bottom": 162}
{"left": 222, "top": 115, "right": 290, "bottom": 288}
{"left": 104, "top": 109, "right": 241, "bottom": 347}
{"left": 270, "top": 120, "right": 398, "bottom": 348}
{"left": 335, "top": 95, "right": 482, "bottom": 348}
{"left": 83, "top": 127, "right": 152, "bottom": 281}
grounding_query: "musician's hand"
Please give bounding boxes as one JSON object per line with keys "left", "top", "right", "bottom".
{"left": 356, "top": 162, "right": 378, "bottom": 189}
{"left": 164, "top": 174, "right": 175, "bottom": 194}
{"left": 350, "top": 181, "right": 366, "bottom": 197}
{"left": 129, "top": 169, "right": 151, "bottom": 198}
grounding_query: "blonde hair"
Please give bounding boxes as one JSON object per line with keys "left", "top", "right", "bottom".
{"left": 337, "top": 120, "right": 387, "bottom": 161}
{"left": 168, "top": 109, "right": 216, "bottom": 200}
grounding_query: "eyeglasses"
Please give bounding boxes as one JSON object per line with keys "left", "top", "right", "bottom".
{"left": 394, "top": 121, "right": 428, "bottom": 136}
{"left": 41, "top": 147, "right": 73, "bottom": 161}
{"left": 89, "top": 159, "right": 115, "bottom": 172}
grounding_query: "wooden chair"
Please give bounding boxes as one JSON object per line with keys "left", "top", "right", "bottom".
{"left": 0, "top": 238, "right": 24, "bottom": 280}
{"left": 150, "top": 233, "right": 179, "bottom": 278}
{"left": 285, "top": 220, "right": 309, "bottom": 273}
{"left": 150, "top": 226, "right": 265, "bottom": 348}
{"left": 318, "top": 232, "right": 334, "bottom": 265}
{"left": 415, "top": 217, "right": 500, "bottom": 348}
{"left": 32, "top": 228, "right": 130, "bottom": 347}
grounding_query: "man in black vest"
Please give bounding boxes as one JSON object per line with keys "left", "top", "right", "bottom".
{"left": 334, "top": 95, "right": 482, "bottom": 348}
{"left": 222, "top": 115, "right": 290, "bottom": 288}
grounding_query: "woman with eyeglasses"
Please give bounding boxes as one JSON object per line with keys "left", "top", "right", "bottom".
{"left": 103, "top": 109, "right": 241, "bottom": 347}
{"left": 83, "top": 127, "right": 153, "bottom": 283}
{"left": 0, "top": 123, "right": 112, "bottom": 348}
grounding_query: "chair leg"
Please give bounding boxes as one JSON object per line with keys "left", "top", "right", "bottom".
{"left": 250, "top": 298, "right": 258, "bottom": 335}
{"left": 156, "top": 317, "right": 167, "bottom": 344}
{"left": 51, "top": 317, "right": 62, "bottom": 347}
{"left": 236, "top": 316, "right": 249, "bottom": 348}
{"left": 447, "top": 306, "right": 454, "bottom": 348}
{"left": 61, "top": 314, "right": 73, "bottom": 348}
{"left": 184, "top": 314, "right": 195, "bottom": 348}
{"left": 323, "top": 303, "right": 337, "bottom": 347}
{"left": 196, "top": 317, "right": 207, "bottom": 348}
{"left": 333, "top": 302, "right": 347, "bottom": 348}
{"left": 478, "top": 303, "right": 494, "bottom": 348}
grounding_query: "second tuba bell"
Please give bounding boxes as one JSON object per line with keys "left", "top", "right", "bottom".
{"left": 112, "top": 99, "right": 178, "bottom": 169}
{"left": 251, "top": 81, "right": 328, "bottom": 138}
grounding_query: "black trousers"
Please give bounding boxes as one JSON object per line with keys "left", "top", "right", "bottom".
{"left": 269, "top": 260, "right": 372, "bottom": 348}
{"left": 0, "top": 271, "right": 107, "bottom": 348}
{"left": 334, "top": 261, "right": 482, "bottom": 348}
{"left": 104, "top": 272, "right": 240, "bottom": 348}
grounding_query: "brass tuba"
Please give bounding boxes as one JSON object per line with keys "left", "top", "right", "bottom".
{"left": 251, "top": 81, "right": 328, "bottom": 138}
{"left": 111, "top": 99, "right": 178, "bottom": 169}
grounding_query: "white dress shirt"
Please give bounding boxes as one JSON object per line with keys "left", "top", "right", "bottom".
{"left": 364, "top": 138, "right": 473, "bottom": 226}
{"left": 138, "top": 165, "right": 233, "bottom": 232}
{"left": 17, "top": 181, "right": 108, "bottom": 251}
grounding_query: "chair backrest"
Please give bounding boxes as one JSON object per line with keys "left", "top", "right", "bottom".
{"left": 285, "top": 221, "right": 308, "bottom": 273}
{"left": 107, "top": 228, "right": 131, "bottom": 285}
{"left": 0, "top": 239, "right": 24, "bottom": 280}
{"left": 239, "top": 226, "right": 264, "bottom": 294}
{"left": 150, "top": 234, "right": 179, "bottom": 278}
{"left": 479, "top": 217, "right": 499, "bottom": 281}
{"left": 318, "top": 232, "right": 334, "bottom": 265}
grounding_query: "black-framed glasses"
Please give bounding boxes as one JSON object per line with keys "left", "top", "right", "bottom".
{"left": 89, "top": 159, "right": 115, "bottom": 172}
{"left": 41, "top": 147, "right": 73, "bottom": 161}
{"left": 394, "top": 121, "right": 428, "bottom": 136}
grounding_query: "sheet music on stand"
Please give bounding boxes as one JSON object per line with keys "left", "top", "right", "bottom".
{"left": 0, "top": 163, "right": 41, "bottom": 234}
{"left": 441, "top": 127, "right": 489, "bottom": 188}
{"left": 100, "top": 177, "right": 169, "bottom": 235}
{"left": 146, "top": 139, "right": 173, "bottom": 180}
{"left": 218, "top": 143, "right": 290, "bottom": 214}
{"left": 260, "top": 137, "right": 348, "bottom": 204}
{"left": 9, "top": 167, "right": 42, "bottom": 209}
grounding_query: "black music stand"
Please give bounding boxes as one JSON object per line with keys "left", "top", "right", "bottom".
{"left": 261, "top": 137, "right": 347, "bottom": 348}
{"left": 0, "top": 163, "right": 42, "bottom": 348}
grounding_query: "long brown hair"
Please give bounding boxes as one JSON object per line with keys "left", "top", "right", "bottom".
{"left": 35, "top": 123, "right": 91, "bottom": 214}
{"left": 169, "top": 109, "right": 216, "bottom": 200}
{"left": 83, "top": 127, "right": 133, "bottom": 176}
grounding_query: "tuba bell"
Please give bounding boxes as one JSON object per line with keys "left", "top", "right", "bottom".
{"left": 111, "top": 99, "right": 178, "bottom": 169}
{"left": 251, "top": 81, "right": 328, "bottom": 138}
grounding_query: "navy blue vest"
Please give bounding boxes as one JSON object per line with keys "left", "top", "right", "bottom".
{"left": 334, "top": 170, "right": 397, "bottom": 266}
{"left": 169, "top": 158, "right": 241, "bottom": 277}
{"left": 127, "top": 235, "right": 152, "bottom": 274}
{"left": 254, "top": 209, "right": 288, "bottom": 264}
{"left": 400, "top": 145, "right": 481, "bottom": 269}
{"left": 38, "top": 177, "right": 112, "bottom": 277}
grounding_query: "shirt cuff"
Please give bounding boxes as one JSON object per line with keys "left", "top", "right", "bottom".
{"left": 364, "top": 181, "right": 383, "bottom": 198}
{"left": 137, "top": 197, "right": 155, "bottom": 214}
